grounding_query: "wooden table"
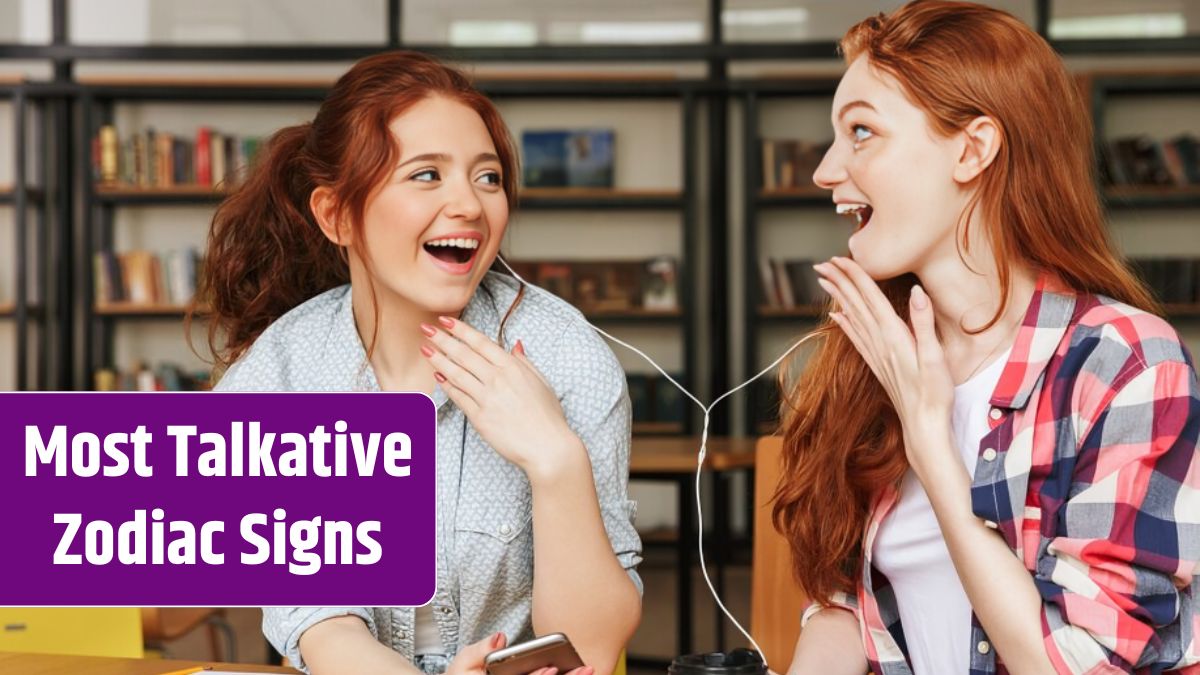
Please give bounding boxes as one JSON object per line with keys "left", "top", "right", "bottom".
{"left": 629, "top": 436, "right": 757, "bottom": 665}
{"left": 0, "top": 652, "right": 300, "bottom": 674}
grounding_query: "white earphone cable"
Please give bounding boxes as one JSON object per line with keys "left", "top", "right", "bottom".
{"left": 497, "top": 256, "right": 824, "bottom": 667}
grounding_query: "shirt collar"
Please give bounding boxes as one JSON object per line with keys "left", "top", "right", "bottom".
{"left": 990, "top": 271, "right": 1078, "bottom": 410}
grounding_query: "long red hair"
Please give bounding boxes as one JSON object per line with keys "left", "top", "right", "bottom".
{"left": 191, "top": 50, "right": 520, "bottom": 371}
{"left": 772, "top": 0, "right": 1161, "bottom": 605}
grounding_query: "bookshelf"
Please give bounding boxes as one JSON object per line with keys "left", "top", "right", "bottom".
{"left": 738, "top": 79, "right": 841, "bottom": 434}
{"left": 1091, "top": 71, "right": 1200, "bottom": 362}
{"left": 80, "top": 78, "right": 700, "bottom": 434}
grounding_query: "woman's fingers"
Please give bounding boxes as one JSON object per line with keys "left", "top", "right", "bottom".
{"left": 422, "top": 341, "right": 484, "bottom": 403}
{"left": 829, "top": 256, "right": 899, "bottom": 326}
{"left": 436, "top": 315, "right": 511, "bottom": 366}
{"left": 422, "top": 322, "right": 493, "bottom": 380}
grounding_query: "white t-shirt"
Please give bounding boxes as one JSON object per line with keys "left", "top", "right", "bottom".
{"left": 872, "top": 347, "right": 1011, "bottom": 675}
{"left": 414, "top": 604, "right": 446, "bottom": 656}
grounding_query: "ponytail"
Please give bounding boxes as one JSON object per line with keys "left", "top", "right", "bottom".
{"left": 191, "top": 122, "right": 348, "bottom": 371}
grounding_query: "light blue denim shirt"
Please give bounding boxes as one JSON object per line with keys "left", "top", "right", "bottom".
{"left": 214, "top": 272, "right": 642, "bottom": 673}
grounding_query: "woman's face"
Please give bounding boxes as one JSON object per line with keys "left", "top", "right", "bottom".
{"left": 813, "top": 56, "right": 970, "bottom": 280}
{"left": 356, "top": 95, "right": 509, "bottom": 315}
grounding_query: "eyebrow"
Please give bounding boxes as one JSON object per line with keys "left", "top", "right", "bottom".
{"left": 837, "top": 100, "right": 877, "bottom": 121}
{"left": 396, "top": 152, "right": 502, "bottom": 169}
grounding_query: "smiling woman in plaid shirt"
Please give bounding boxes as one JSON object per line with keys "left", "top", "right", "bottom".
{"left": 772, "top": 2, "right": 1199, "bottom": 674}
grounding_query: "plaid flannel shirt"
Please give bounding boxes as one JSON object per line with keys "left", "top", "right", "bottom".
{"left": 807, "top": 274, "right": 1200, "bottom": 674}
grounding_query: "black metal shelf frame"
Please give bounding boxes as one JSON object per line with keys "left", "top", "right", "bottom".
{"left": 738, "top": 80, "right": 839, "bottom": 436}
{"left": 1, "top": 84, "right": 52, "bottom": 391}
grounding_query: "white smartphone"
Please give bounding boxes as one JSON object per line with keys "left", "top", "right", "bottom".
{"left": 484, "top": 633, "right": 585, "bottom": 675}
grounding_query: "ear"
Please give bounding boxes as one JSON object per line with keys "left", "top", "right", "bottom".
{"left": 310, "top": 186, "right": 352, "bottom": 246}
{"left": 952, "top": 115, "right": 1001, "bottom": 184}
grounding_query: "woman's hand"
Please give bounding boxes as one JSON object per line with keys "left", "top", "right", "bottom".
{"left": 445, "top": 633, "right": 595, "bottom": 675}
{"left": 813, "top": 256, "right": 956, "bottom": 478}
{"left": 420, "top": 316, "right": 585, "bottom": 481}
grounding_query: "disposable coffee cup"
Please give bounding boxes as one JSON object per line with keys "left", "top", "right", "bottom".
{"left": 668, "top": 648, "right": 767, "bottom": 675}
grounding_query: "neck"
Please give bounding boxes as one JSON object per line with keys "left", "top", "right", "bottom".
{"left": 915, "top": 226, "right": 1037, "bottom": 383}
{"left": 350, "top": 281, "right": 441, "bottom": 394}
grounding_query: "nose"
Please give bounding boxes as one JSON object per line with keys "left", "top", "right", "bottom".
{"left": 443, "top": 177, "right": 483, "bottom": 221}
{"left": 812, "top": 140, "right": 849, "bottom": 191}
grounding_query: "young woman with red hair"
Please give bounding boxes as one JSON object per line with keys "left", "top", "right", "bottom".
{"left": 774, "top": 2, "right": 1198, "bottom": 673}
{"left": 194, "top": 51, "right": 641, "bottom": 675}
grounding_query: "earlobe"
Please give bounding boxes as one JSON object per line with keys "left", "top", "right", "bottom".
{"left": 953, "top": 116, "right": 1001, "bottom": 184}
{"left": 310, "top": 186, "right": 352, "bottom": 246}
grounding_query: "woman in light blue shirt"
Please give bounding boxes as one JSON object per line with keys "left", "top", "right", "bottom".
{"left": 196, "top": 51, "right": 642, "bottom": 675}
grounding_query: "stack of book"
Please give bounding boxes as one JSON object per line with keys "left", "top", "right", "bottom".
{"left": 93, "top": 248, "right": 203, "bottom": 308}
{"left": 1103, "top": 135, "right": 1200, "bottom": 188}
{"left": 1129, "top": 257, "right": 1200, "bottom": 305}
{"left": 757, "top": 257, "right": 827, "bottom": 310}
{"left": 506, "top": 257, "right": 679, "bottom": 314}
{"left": 93, "top": 124, "right": 264, "bottom": 189}
{"left": 761, "top": 138, "right": 831, "bottom": 191}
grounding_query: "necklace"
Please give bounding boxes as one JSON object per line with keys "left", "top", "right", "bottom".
{"left": 956, "top": 321, "right": 1018, "bottom": 385}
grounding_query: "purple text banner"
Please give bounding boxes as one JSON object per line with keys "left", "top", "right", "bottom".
{"left": 0, "top": 392, "right": 436, "bottom": 606}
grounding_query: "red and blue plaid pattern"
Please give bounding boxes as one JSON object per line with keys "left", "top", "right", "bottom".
{"left": 810, "top": 274, "right": 1199, "bottom": 674}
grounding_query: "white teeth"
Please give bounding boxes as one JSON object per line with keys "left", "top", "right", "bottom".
{"left": 836, "top": 203, "right": 869, "bottom": 215}
{"left": 426, "top": 238, "right": 480, "bottom": 249}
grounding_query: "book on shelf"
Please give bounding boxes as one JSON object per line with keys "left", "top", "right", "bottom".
{"left": 505, "top": 258, "right": 679, "bottom": 314}
{"left": 758, "top": 257, "right": 827, "bottom": 311}
{"left": 761, "top": 138, "right": 831, "bottom": 191}
{"left": 1128, "top": 257, "right": 1200, "bottom": 305}
{"left": 1103, "top": 134, "right": 1200, "bottom": 188}
{"left": 93, "top": 123, "right": 264, "bottom": 190}
{"left": 94, "top": 361, "right": 211, "bottom": 392}
{"left": 522, "top": 129, "right": 615, "bottom": 189}
{"left": 93, "top": 248, "right": 203, "bottom": 308}
{"left": 626, "top": 373, "right": 687, "bottom": 428}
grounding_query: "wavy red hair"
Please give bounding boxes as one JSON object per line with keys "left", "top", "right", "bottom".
{"left": 772, "top": 0, "right": 1161, "bottom": 606}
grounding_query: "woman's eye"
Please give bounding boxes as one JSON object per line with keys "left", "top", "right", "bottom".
{"left": 478, "top": 171, "right": 502, "bottom": 186}
{"left": 412, "top": 169, "right": 439, "bottom": 182}
{"left": 852, "top": 125, "right": 873, "bottom": 143}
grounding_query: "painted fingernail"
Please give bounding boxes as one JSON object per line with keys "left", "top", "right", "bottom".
{"left": 514, "top": 339, "right": 525, "bottom": 355}
{"left": 434, "top": 372, "right": 447, "bottom": 383}
{"left": 491, "top": 632, "right": 505, "bottom": 648}
{"left": 420, "top": 345, "right": 434, "bottom": 358}
{"left": 438, "top": 316, "right": 455, "bottom": 328}
{"left": 419, "top": 323, "right": 436, "bottom": 337}
{"left": 911, "top": 285, "right": 928, "bottom": 309}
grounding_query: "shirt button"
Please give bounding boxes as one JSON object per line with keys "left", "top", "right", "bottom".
{"left": 983, "top": 520, "right": 998, "bottom": 529}
{"left": 988, "top": 408, "right": 1002, "bottom": 421}
{"left": 977, "top": 640, "right": 991, "bottom": 655}
{"left": 441, "top": 606, "right": 452, "bottom": 615}
{"left": 399, "top": 631, "right": 408, "bottom": 640}
{"left": 499, "top": 523, "right": 512, "bottom": 536}
{"left": 982, "top": 448, "right": 997, "bottom": 461}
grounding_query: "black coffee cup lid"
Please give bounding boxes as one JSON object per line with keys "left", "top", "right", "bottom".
{"left": 668, "top": 648, "right": 766, "bottom": 675}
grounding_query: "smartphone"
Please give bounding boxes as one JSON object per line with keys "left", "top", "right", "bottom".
{"left": 484, "top": 633, "right": 585, "bottom": 675}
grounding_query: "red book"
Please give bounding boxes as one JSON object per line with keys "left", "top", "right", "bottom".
{"left": 195, "top": 126, "right": 212, "bottom": 187}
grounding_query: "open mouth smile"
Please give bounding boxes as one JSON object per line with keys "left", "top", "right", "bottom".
{"left": 836, "top": 202, "right": 873, "bottom": 231}
{"left": 422, "top": 235, "right": 482, "bottom": 275}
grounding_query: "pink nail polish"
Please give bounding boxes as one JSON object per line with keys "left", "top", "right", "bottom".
{"left": 434, "top": 372, "right": 447, "bottom": 383}
{"left": 420, "top": 345, "right": 434, "bottom": 358}
{"left": 438, "top": 316, "right": 455, "bottom": 329}
{"left": 419, "top": 323, "right": 436, "bottom": 337}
